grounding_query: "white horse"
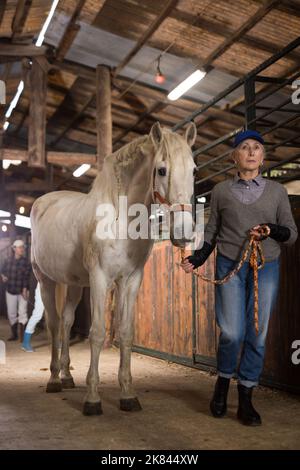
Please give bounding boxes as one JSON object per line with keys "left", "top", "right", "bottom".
{"left": 30, "top": 122, "right": 197, "bottom": 415}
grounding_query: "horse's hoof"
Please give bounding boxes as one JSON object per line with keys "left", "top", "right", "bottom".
{"left": 61, "top": 377, "right": 75, "bottom": 389}
{"left": 83, "top": 401, "right": 103, "bottom": 416}
{"left": 120, "top": 398, "right": 142, "bottom": 412}
{"left": 46, "top": 381, "right": 62, "bottom": 393}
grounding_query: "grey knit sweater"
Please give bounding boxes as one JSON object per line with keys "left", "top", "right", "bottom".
{"left": 204, "top": 178, "right": 298, "bottom": 262}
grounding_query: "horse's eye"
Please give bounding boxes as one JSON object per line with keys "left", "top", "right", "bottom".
{"left": 158, "top": 167, "right": 166, "bottom": 177}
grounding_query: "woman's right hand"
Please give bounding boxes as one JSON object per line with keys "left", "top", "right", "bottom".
{"left": 180, "top": 258, "right": 195, "bottom": 273}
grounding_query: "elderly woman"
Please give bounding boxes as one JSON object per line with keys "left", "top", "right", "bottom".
{"left": 181, "top": 129, "right": 298, "bottom": 426}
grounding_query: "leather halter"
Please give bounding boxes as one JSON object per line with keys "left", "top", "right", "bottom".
{"left": 153, "top": 190, "right": 193, "bottom": 213}
{"left": 152, "top": 163, "right": 193, "bottom": 215}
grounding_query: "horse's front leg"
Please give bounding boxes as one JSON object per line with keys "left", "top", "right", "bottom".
{"left": 83, "top": 267, "right": 107, "bottom": 416}
{"left": 117, "top": 270, "right": 143, "bottom": 412}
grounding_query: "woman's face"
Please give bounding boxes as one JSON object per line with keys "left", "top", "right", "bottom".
{"left": 234, "top": 138, "right": 264, "bottom": 172}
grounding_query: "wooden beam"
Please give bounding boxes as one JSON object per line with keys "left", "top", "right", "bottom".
{"left": 0, "top": 149, "right": 28, "bottom": 161}
{"left": 198, "top": 0, "right": 281, "bottom": 70}
{"left": 52, "top": 94, "right": 95, "bottom": 146}
{"left": 0, "top": 149, "right": 96, "bottom": 166}
{"left": 56, "top": 0, "right": 86, "bottom": 61}
{"left": 28, "top": 58, "right": 47, "bottom": 167}
{"left": 96, "top": 65, "right": 112, "bottom": 170}
{"left": 5, "top": 182, "right": 51, "bottom": 192}
{"left": 113, "top": 0, "right": 179, "bottom": 77}
{"left": 113, "top": 101, "right": 165, "bottom": 146}
{"left": 171, "top": 9, "right": 300, "bottom": 65}
{"left": 11, "top": 0, "right": 33, "bottom": 40}
{"left": 0, "top": 1, "right": 7, "bottom": 27}
{"left": 0, "top": 43, "right": 46, "bottom": 56}
{"left": 277, "top": 1, "right": 300, "bottom": 18}
{"left": 48, "top": 77, "right": 95, "bottom": 147}
{"left": 47, "top": 152, "right": 96, "bottom": 166}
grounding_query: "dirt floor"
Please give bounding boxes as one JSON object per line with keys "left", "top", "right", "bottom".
{"left": 0, "top": 318, "right": 299, "bottom": 450}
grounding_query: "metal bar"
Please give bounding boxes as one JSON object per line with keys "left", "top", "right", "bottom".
{"left": 244, "top": 77, "right": 256, "bottom": 129}
{"left": 195, "top": 95, "right": 292, "bottom": 162}
{"left": 194, "top": 96, "right": 297, "bottom": 167}
{"left": 262, "top": 113, "right": 300, "bottom": 135}
{"left": 196, "top": 152, "right": 300, "bottom": 194}
{"left": 275, "top": 143, "right": 300, "bottom": 148}
{"left": 247, "top": 69, "right": 300, "bottom": 109}
{"left": 267, "top": 152, "right": 300, "bottom": 170}
{"left": 196, "top": 148, "right": 232, "bottom": 171}
{"left": 256, "top": 106, "right": 300, "bottom": 113}
{"left": 195, "top": 164, "right": 235, "bottom": 185}
{"left": 195, "top": 113, "right": 300, "bottom": 176}
{"left": 194, "top": 128, "right": 242, "bottom": 158}
{"left": 248, "top": 96, "right": 292, "bottom": 126}
{"left": 173, "top": 36, "right": 300, "bottom": 131}
{"left": 255, "top": 76, "right": 286, "bottom": 83}
{"left": 266, "top": 133, "right": 300, "bottom": 152}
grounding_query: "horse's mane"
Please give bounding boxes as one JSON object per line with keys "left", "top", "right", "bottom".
{"left": 90, "top": 128, "right": 184, "bottom": 196}
{"left": 108, "top": 135, "right": 150, "bottom": 167}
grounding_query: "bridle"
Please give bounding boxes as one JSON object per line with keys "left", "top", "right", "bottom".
{"left": 152, "top": 167, "right": 193, "bottom": 215}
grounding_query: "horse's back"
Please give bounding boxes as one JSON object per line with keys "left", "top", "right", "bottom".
{"left": 31, "top": 190, "right": 90, "bottom": 285}
{"left": 31, "top": 190, "right": 83, "bottom": 223}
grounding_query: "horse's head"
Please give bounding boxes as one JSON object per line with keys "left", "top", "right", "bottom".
{"left": 150, "top": 121, "right": 197, "bottom": 248}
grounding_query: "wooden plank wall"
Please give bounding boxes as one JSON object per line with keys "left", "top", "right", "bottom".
{"left": 263, "top": 206, "right": 300, "bottom": 391}
{"left": 134, "top": 242, "right": 194, "bottom": 359}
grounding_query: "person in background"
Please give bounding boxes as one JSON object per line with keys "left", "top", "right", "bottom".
{"left": 181, "top": 129, "right": 298, "bottom": 426}
{"left": 1, "top": 239, "right": 31, "bottom": 341}
{"left": 22, "top": 281, "right": 44, "bottom": 352}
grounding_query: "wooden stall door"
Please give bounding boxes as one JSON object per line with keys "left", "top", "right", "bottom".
{"left": 193, "top": 250, "right": 218, "bottom": 368}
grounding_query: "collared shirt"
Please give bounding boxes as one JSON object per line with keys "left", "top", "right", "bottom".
{"left": 1, "top": 255, "right": 31, "bottom": 295}
{"left": 230, "top": 172, "right": 266, "bottom": 204}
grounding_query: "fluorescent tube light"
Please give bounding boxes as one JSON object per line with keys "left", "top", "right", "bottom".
{"left": 168, "top": 70, "right": 206, "bottom": 101}
{"left": 36, "top": 0, "right": 60, "bottom": 47}
{"left": 2, "top": 159, "right": 22, "bottom": 169}
{"left": 73, "top": 164, "right": 91, "bottom": 177}
{"left": 5, "top": 80, "right": 24, "bottom": 119}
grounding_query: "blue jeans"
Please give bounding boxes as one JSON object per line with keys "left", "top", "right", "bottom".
{"left": 215, "top": 253, "right": 280, "bottom": 387}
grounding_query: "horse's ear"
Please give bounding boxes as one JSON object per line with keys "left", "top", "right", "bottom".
{"left": 185, "top": 122, "right": 197, "bottom": 147}
{"left": 150, "top": 122, "right": 163, "bottom": 147}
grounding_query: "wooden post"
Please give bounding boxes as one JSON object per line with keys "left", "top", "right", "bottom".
{"left": 28, "top": 58, "right": 47, "bottom": 168}
{"left": 96, "top": 65, "right": 112, "bottom": 171}
{"left": 9, "top": 195, "right": 16, "bottom": 245}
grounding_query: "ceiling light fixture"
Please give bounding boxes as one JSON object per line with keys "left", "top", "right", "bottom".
{"left": 73, "top": 164, "right": 91, "bottom": 177}
{"left": 167, "top": 70, "right": 206, "bottom": 101}
{"left": 36, "top": 0, "right": 59, "bottom": 47}
{"left": 155, "top": 56, "right": 166, "bottom": 84}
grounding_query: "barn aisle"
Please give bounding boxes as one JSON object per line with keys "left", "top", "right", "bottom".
{"left": 0, "top": 319, "right": 299, "bottom": 450}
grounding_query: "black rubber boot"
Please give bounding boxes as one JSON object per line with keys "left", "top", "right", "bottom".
{"left": 8, "top": 323, "right": 18, "bottom": 341}
{"left": 237, "top": 384, "right": 262, "bottom": 426}
{"left": 210, "top": 376, "right": 230, "bottom": 418}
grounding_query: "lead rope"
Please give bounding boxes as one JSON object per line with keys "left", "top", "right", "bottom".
{"left": 180, "top": 225, "right": 270, "bottom": 335}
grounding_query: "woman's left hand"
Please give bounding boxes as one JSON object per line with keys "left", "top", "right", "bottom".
{"left": 249, "top": 224, "right": 270, "bottom": 241}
